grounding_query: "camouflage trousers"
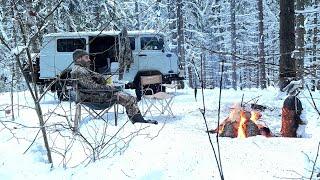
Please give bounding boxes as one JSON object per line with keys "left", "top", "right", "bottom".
{"left": 115, "top": 91, "right": 140, "bottom": 117}
{"left": 78, "top": 91, "right": 140, "bottom": 118}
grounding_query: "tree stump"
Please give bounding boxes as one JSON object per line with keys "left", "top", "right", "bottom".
{"left": 281, "top": 108, "right": 298, "bottom": 137}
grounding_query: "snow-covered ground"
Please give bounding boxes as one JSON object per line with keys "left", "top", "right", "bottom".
{"left": 0, "top": 86, "right": 320, "bottom": 180}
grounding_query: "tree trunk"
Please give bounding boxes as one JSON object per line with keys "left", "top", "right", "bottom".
{"left": 46, "top": 0, "right": 55, "bottom": 33}
{"left": 295, "top": 0, "right": 305, "bottom": 82}
{"left": 177, "top": 0, "right": 185, "bottom": 77}
{"left": 11, "top": 1, "right": 53, "bottom": 164}
{"left": 168, "top": 0, "right": 176, "bottom": 49}
{"left": 188, "top": 65, "right": 194, "bottom": 88}
{"left": 313, "top": 0, "right": 318, "bottom": 63}
{"left": 312, "top": 0, "right": 318, "bottom": 90}
{"left": 230, "top": 0, "right": 237, "bottom": 90}
{"left": 216, "top": 2, "right": 224, "bottom": 88}
{"left": 10, "top": 61, "right": 15, "bottom": 121}
{"left": 258, "top": 0, "right": 266, "bottom": 89}
{"left": 135, "top": 0, "right": 140, "bottom": 30}
{"left": 112, "top": 0, "right": 118, "bottom": 30}
{"left": 281, "top": 108, "right": 298, "bottom": 137}
{"left": 279, "top": 0, "right": 296, "bottom": 90}
{"left": 201, "top": 53, "right": 206, "bottom": 88}
{"left": 94, "top": 1, "right": 101, "bottom": 29}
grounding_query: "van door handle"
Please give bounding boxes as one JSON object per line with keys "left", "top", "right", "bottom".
{"left": 138, "top": 54, "right": 147, "bottom": 57}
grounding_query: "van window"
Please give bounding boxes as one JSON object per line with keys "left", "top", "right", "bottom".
{"left": 57, "top": 38, "right": 86, "bottom": 52}
{"left": 129, "top": 37, "right": 135, "bottom": 50}
{"left": 140, "top": 37, "right": 164, "bottom": 50}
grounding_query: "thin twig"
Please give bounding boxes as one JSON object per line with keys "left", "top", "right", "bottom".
{"left": 305, "top": 85, "right": 320, "bottom": 116}
{"left": 216, "top": 59, "right": 225, "bottom": 180}
{"left": 310, "top": 141, "right": 320, "bottom": 179}
{"left": 193, "top": 53, "right": 224, "bottom": 179}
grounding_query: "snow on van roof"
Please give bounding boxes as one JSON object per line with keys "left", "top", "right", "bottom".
{"left": 44, "top": 30, "right": 163, "bottom": 37}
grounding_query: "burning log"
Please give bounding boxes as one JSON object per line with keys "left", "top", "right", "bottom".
{"left": 238, "top": 110, "right": 260, "bottom": 138}
{"left": 251, "top": 103, "right": 267, "bottom": 111}
{"left": 244, "top": 120, "right": 260, "bottom": 137}
{"left": 208, "top": 103, "right": 271, "bottom": 138}
{"left": 220, "top": 121, "right": 238, "bottom": 138}
{"left": 259, "top": 127, "right": 272, "bottom": 137}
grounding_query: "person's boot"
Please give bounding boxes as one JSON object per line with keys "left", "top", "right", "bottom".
{"left": 130, "top": 113, "right": 158, "bottom": 124}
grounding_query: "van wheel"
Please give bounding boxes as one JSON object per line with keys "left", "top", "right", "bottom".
{"left": 178, "top": 80, "right": 185, "bottom": 89}
{"left": 56, "top": 81, "right": 70, "bottom": 101}
{"left": 57, "top": 90, "right": 70, "bottom": 101}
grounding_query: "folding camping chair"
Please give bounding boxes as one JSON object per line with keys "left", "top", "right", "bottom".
{"left": 140, "top": 75, "right": 175, "bottom": 117}
{"left": 69, "top": 79, "right": 120, "bottom": 132}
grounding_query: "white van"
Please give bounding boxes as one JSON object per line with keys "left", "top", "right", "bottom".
{"left": 32, "top": 30, "right": 184, "bottom": 99}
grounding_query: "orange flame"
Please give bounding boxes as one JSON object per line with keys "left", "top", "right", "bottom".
{"left": 250, "top": 110, "right": 262, "bottom": 123}
{"left": 237, "top": 111, "right": 248, "bottom": 138}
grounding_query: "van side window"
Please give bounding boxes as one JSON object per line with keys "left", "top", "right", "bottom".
{"left": 57, "top": 38, "right": 86, "bottom": 52}
{"left": 140, "top": 37, "right": 164, "bottom": 50}
{"left": 129, "top": 37, "right": 135, "bottom": 50}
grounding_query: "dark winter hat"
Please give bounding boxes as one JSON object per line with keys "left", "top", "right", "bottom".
{"left": 73, "top": 49, "right": 88, "bottom": 61}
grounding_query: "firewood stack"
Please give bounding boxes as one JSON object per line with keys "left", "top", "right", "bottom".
{"left": 219, "top": 109, "right": 260, "bottom": 138}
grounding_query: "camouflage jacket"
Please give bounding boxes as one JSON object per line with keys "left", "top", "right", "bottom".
{"left": 71, "top": 63, "right": 118, "bottom": 95}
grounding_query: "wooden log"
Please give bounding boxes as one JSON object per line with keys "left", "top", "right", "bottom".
{"left": 251, "top": 103, "right": 267, "bottom": 111}
{"left": 245, "top": 120, "right": 260, "bottom": 137}
{"left": 220, "top": 121, "right": 238, "bottom": 138}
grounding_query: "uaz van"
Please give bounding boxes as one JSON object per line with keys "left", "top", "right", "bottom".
{"left": 30, "top": 30, "right": 184, "bottom": 99}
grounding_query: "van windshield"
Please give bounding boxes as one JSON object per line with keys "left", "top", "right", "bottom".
{"left": 140, "top": 37, "right": 164, "bottom": 50}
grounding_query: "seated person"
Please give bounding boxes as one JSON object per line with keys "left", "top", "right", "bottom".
{"left": 71, "top": 49, "right": 157, "bottom": 125}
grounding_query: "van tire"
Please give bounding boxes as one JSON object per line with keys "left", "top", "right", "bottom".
{"left": 56, "top": 83, "right": 70, "bottom": 101}
{"left": 178, "top": 80, "right": 185, "bottom": 89}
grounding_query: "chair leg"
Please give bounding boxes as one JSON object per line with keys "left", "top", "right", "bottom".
{"left": 142, "top": 98, "right": 155, "bottom": 116}
{"left": 114, "top": 103, "right": 118, "bottom": 126}
{"left": 74, "top": 104, "right": 81, "bottom": 132}
{"left": 163, "top": 98, "right": 175, "bottom": 117}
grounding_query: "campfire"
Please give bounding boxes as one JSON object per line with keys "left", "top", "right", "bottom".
{"left": 214, "top": 103, "right": 271, "bottom": 138}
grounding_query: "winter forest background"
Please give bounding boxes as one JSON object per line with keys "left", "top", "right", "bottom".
{"left": 0, "top": 0, "right": 319, "bottom": 91}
